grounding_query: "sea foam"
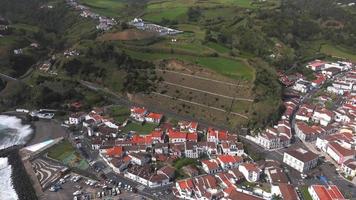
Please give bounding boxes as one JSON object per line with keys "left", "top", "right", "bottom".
{"left": 0, "top": 157, "right": 18, "bottom": 200}
{"left": 0, "top": 115, "right": 33, "bottom": 150}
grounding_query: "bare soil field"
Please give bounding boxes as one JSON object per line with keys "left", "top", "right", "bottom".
{"left": 99, "top": 29, "right": 158, "bottom": 41}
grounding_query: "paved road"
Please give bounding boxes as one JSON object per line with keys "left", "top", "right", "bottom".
{"left": 0, "top": 72, "right": 18, "bottom": 81}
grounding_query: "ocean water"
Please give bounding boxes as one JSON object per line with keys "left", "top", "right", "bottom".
{"left": 0, "top": 157, "right": 18, "bottom": 200}
{"left": 0, "top": 115, "right": 33, "bottom": 150}
{"left": 0, "top": 115, "right": 33, "bottom": 200}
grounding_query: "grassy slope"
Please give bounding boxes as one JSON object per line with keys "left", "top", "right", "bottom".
{"left": 79, "top": 0, "right": 125, "bottom": 16}
{"left": 320, "top": 43, "right": 356, "bottom": 62}
{"left": 124, "top": 49, "right": 254, "bottom": 80}
{"left": 47, "top": 140, "right": 75, "bottom": 161}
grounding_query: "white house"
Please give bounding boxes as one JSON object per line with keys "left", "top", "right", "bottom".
{"left": 238, "top": 163, "right": 261, "bottom": 182}
{"left": 292, "top": 79, "right": 311, "bottom": 93}
{"left": 201, "top": 160, "right": 221, "bottom": 174}
{"left": 69, "top": 112, "right": 86, "bottom": 125}
{"left": 283, "top": 148, "right": 318, "bottom": 173}
{"left": 216, "top": 155, "right": 243, "bottom": 170}
{"left": 145, "top": 112, "right": 163, "bottom": 124}
{"left": 342, "top": 159, "right": 356, "bottom": 177}
{"left": 130, "top": 106, "right": 147, "bottom": 122}
{"left": 312, "top": 108, "right": 334, "bottom": 126}
{"left": 308, "top": 185, "right": 346, "bottom": 200}
{"left": 124, "top": 165, "right": 170, "bottom": 188}
{"left": 128, "top": 153, "right": 150, "bottom": 166}
{"left": 326, "top": 141, "right": 354, "bottom": 165}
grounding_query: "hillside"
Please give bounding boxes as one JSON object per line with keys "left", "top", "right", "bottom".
{"left": 1, "top": 0, "right": 355, "bottom": 129}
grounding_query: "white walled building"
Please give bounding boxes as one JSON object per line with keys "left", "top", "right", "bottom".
{"left": 283, "top": 148, "right": 318, "bottom": 173}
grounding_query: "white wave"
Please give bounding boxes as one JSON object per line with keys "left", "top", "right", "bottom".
{"left": 0, "top": 157, "right": 19, "bottom": 200}
{"left": 0, "top": 115, "right": 33, "bottom": 150}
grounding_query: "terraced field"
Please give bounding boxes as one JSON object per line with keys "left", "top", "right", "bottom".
{"left": 131, "top": 60, "right": 253, "bottom": 127}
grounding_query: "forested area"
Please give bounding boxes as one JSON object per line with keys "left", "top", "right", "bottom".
{"left": 198, "top": 0, "right": 356, "bottom": 70}
{"left": 0, "top": 147, "right": 38, "bottom": 200}
{"left": 249, "top": 59, "right": 284, "bottom": 129}
{"left": 60, "top": 42, "right": 158, "bottom": 93}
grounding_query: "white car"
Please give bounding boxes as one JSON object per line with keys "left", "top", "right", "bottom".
{"left": 73, "top": 190, "right": 82, "bottom": 196}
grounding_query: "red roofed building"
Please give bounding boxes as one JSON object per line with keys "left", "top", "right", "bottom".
{"left": 271, "top": 183, "right": 299, "bottom": 200}
{"left": 207, "top": 128, "right": 228, "bottom": 143}
{"left": 312, "top": 74, "right": 326, "bottom": 87}
{"left": 202, "top": 159, "right": 221, "bottom": 174}
{"left": 130, "top": 106, "right": 147, "bottom": 122}
{"left": 178, "top": 121, "right": 198, "bottom": 133}
{"left": 223, "top": 186, "right": 263, "bottom": 200}
{"left": 216, "top": 155, "right": 243, "bottom": 170}
{"left": 106, "top": 146, "right": 124, "bottom": 157}
{"left": 220, "top": 141, "right": 244, "bottom": 156}
{"left": 306, "top": 60, "right": 327, "bottom": 71}
{"left": 131, "top": 134, "right": 153, "bottom": 145}
{"left": 186, "top": 132, "right": 198, "bottom": 142}
{"left": 326, "top": 141, "right": 355, "bottom": 164}
{"left": 313, "top": 107, "right": 334, "bottom": 126}
{"left": 215, "top": 172, "right": 235, "bottom": 188}
{"left": 147, "top": 130, "right": 164, "bottom": 143}
{"left": 295, "top": 121, "right": 325, "bottom": 141}
{"left": 176, "top": 179, "right": 194, "bottom": 196}
{"left": 145, "top": 112, "right": 163, "bottom": 124}
{"left": 238, "top": 163, "right": 261, "bottom": 182}
{"left": 341, "top": 159, "right": 356, "bottom": 177}
{"left": 308, "top": 185, "right": 346, "bottom": 200}
{"left": 168, "top": 129, "right": 187, "bottom": 143}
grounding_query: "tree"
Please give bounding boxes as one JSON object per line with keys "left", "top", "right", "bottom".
{"left": 187, "top": 7, "right": 201, "bottom": 22}
{"left": 271, "top": 194, "right": 283, "bottom": 200}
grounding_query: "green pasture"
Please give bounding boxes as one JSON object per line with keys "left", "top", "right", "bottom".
{"left": 320, "top": 43, "right": 356, "bottom": 62}
{"left": 79, "top": 0, "right": 125, "bottom": 16}
{"left": 125, "top": 49, "right": 254, "bottom": 80}
{"left": 108, "top": 105, "right": 130, "bottom": 123}
{"left": 206, "top": 42, "right": 230, "bottom": 54}
{"left": 47, "top": 140, "right": 89, "bottom": 170}
{"left": 122, "top": 121, "right": 157, "bottom": 134}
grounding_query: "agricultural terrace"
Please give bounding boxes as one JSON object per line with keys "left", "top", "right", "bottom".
{"left": 130, "top": 59, "right": 253, "bottom": 128}
{"left": 47, "top": 140, "right": 89, "bottom": 170}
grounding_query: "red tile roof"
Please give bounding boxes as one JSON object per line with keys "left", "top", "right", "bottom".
{"left": 146, "top": 112, "right": 163, "bottom": 119}
{"left": 106, "top": 146, "right": 123, "bottom": 157}
{"left": 241, "top": 163, "right": 260, "bottom": 172}
{"left": 278, "top": 183, "right": 298, "bottom": 200}
{"left": 217, "top": 155, "right": 243, "bottom": 164}
{"left": 328, "top": 142, "right": 354, "bottom": 158}
{"left": 202, "top": 160, "right": 219, "bottom": 171}
{"left": 168, "top": 129, "right": 187, "bottom": 139}
{"left": 177, "top": 179, "right": 194, "bottom": 190}
{"left": 186, "top": 132, "right": 198, "bottom": 141}
{"left": 311, "top": 185, "right": 346, "bottom": 200}
{"left": 130, "top": 106, "right": 147, "bottom": 115}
